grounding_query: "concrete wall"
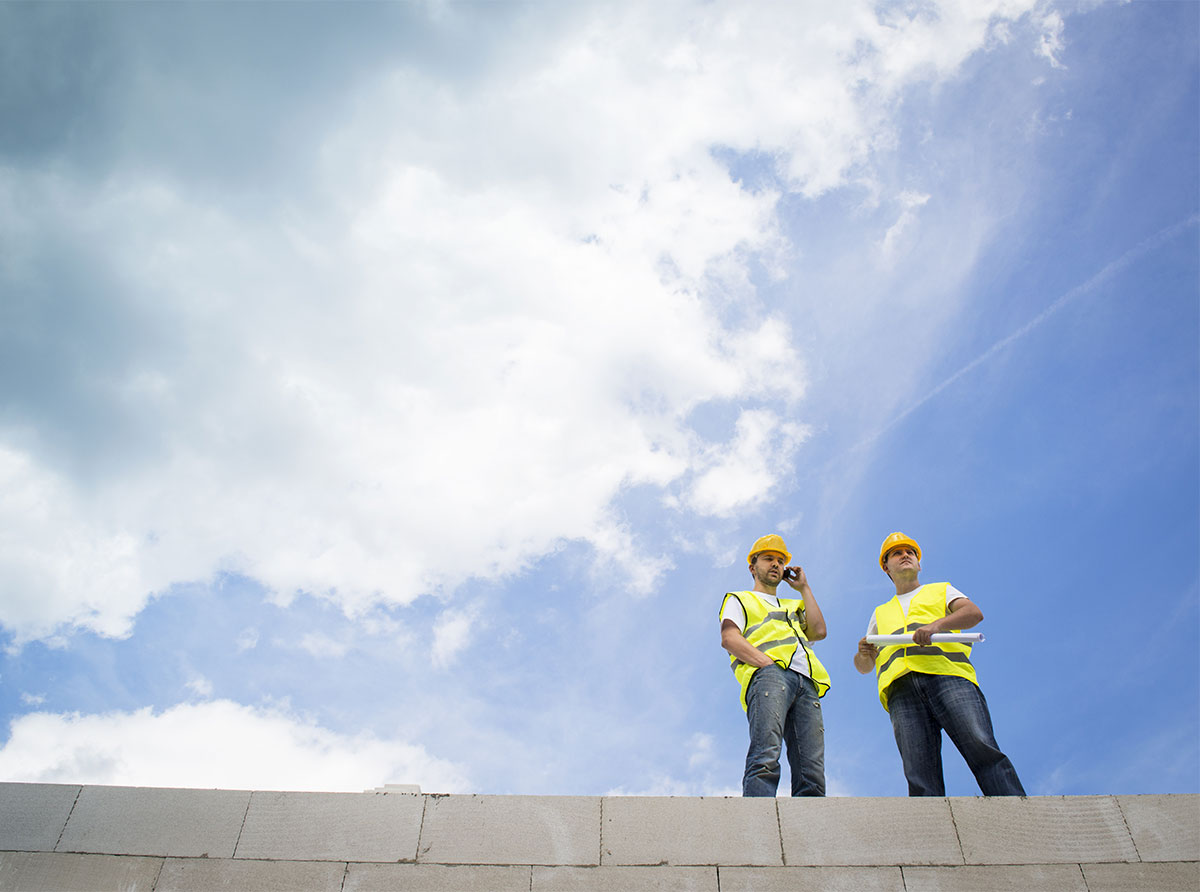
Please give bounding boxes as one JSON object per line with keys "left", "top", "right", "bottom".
{"left": 0, "top": 783, "right": 1196, "bottom": 891}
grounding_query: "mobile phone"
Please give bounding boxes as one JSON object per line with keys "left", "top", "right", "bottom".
{"left": 783, "top": 567, "right": 798, "bottom": 581}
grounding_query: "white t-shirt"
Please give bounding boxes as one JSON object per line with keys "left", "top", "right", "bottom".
{"left": 721, "top": 591, "right": 811, "bottom": 679}
{"left": 865, "top": 583, "right": 967, "bottom": 636}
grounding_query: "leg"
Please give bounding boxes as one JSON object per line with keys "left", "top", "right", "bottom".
{"left": 743, "top": 665, "right": 789, "bottom": 797}
{"left": 783, "top": 675, "right": 826, "bottom": 796}
{"left": 926, "top": 675, "right": 1025, "bottom": 796}
{"left": 887, "top": 673, "right": 946, "bottom": 796}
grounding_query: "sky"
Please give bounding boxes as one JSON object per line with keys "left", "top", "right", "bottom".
{"left": 0, "top": 0, "right": 1195, "bottom": 799}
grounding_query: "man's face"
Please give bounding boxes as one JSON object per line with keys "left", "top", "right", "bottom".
{"left": 751, "top": 551, "right": 787, "bottom": 585}
{"left": 884, "top": 545, "right": 920, "bottom": 578}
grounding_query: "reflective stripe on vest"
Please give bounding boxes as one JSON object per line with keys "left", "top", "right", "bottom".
{"left": 721, "top": 590, "right": 832, "bottom": 712}
{"left": 872, "top": 582, "right": 977, "bottom": 712}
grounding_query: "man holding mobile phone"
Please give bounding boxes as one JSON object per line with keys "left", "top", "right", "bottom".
{"left": 719, "top": 534, "right": 831, "bottom": 796}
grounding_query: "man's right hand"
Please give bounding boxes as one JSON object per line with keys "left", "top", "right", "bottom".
{"left": 854, "top": 637, "right": 878, "bottom": 674}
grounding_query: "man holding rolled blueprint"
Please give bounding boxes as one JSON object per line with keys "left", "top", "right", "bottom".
{"left": 854, "top": 532, "right": 1024, "bottom": 797}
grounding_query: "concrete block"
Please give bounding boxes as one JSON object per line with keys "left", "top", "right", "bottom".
{"left": 1116, "top": 794, "right": 1200, "bottom": 862}
{"left": 155, "top": 857, "right": 346, "bottom": 891}
{"left": 0, "top": 783, "right": 79, "bottom": 852}
{"left": 901, "top": 864, "right": 1088, "bottom": 891}
{"left": 56, "top": 786, "right": 249, "bottom": 859}
{"left": 0, "top": 851, "right": 162, "bottom": 892}
{"left": 951, "top": 795, "right": 1138, "bottom": 865}
{"left": 602, "top": 796, "right": 781, "bottom": 866}
{"left": 778, "top": 797, "right": 962, "bottom": 866}
{"left": 418, "top": 795, "right": 599, "bottom": 866}
{"left": 344, "top": 863, "right": 533, "bottom": 891}
{"left": 532, "top": 865, "right": 718, "bottom": 891}
{"left": 235, "top": 790, "right": 424, "bottom": 862}
{"left": 1081, "top": 861, "right": 1200, "bottom": 892}
{"left": 718, "top": 865, "right": 904, "bottom": 891}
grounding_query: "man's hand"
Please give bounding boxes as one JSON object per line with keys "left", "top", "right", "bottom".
{"left": 911, "top": 595, "right": 984, "bottom": 644}
{"left": 784, "top": 565, "right": 809, "bottom": 590}
{"left": 784, "top": 565, "right": 827, "bottom": 640}
{"left": 854, "top": 637, "right": 878, "bottom": 674}
{"left": 722, "top": 620, "right": 780, "bottom": 669}
{"left": 912, "top": 623, "right": 941, "bottom": 646}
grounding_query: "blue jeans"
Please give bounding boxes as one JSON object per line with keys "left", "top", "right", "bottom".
{"left": 743, "top": 664, "right": 825, "bottom": 797}
{"left": 887, "top": 672, "right": 1025, "bottom": 797}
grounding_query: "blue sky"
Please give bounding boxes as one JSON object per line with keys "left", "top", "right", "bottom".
{"left": 0, "top": 0, "right": 1195, "bottom": 797}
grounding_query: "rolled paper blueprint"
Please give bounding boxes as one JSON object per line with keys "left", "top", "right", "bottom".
{"left": 865, "top": 632, "right": 985, "bottom": 645}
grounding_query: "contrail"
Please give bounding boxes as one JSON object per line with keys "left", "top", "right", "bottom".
{"left": 862, "top": 214, "right": 1199, "bottom": 447}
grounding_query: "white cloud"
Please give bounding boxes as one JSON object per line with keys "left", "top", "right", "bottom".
{"left": 297, "top": 633, "right": 350, "bottom": 659}
{"left": 606, "top": 732, "right": 738, "bottom": 796}
{"left": 0, "top": 446, "right": 150, "bottom": 639}
{"left": 687, "top": 732, "right": 717, "bottom": 771}
{"left": 685, "top": 411, "right": 811, "bottom": 517}
{"left": 1037, "top": 11, "right": 1067, "bottom": 69}
{"left": 0, "top": 701, "right": 469, "bottom": 793}
{"left": 0, "top": 0, "right": 1053, "bottom": 641}
{"left": 431, "top": 606, "right": 478, "bottom": 668}
{"left": 185, "top": 676, "right": 213, "bottom": 699}
{"left": 606, "top": 776, "right": 740, "bottom": 797}
{"left": 880, "top": 190, "right": 932, "bottom": 264}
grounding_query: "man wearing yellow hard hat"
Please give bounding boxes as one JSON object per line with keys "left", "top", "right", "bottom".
{"left": 854, "top": 532, "right": 1024, "bottom": 796}
{"left": 719, "top": 534, "right": 831, "bottom": 796}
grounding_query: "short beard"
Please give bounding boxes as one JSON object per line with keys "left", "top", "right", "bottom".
{"left": 753, "top": 566, "right": 778, "bottom": 587}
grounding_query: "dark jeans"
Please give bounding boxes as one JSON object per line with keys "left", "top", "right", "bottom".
{"left": 887, "top": 671, "right": 1025, "bottom": 797}
{"left": 743, "top": 664, "right": 825, "bottom": 797}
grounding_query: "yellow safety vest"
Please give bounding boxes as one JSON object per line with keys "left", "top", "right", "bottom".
{"left": 872, "top": 582, "right": 978, "bottom": 711}
{"left": 721, "top": 590, "right": 831, "bottom": 711}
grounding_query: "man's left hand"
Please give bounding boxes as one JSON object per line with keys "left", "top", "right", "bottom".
{"left": 912, "top": 623, "right": 941, "bottom": 645}
{"left": 784, "top": 565, "right": 809, "bottom": 589}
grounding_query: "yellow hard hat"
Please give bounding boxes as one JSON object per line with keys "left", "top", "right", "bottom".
{"left": 747, "top": 534, "right": 791, "bottom": 565}
{"left": 879, "top": 532, "right": 921, "bottom": 571}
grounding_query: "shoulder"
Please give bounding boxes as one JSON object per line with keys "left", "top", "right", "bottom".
{"left": 929, "top": 581, "right": 965, "bottom": 598}
{"left": 918, "top": 582, "right": 969, "bottom": 608}
{"left": 866, "top": 596, "right": 890, "bottom": 626}
{"left": 944, "top": 582, "right": 969, "bottom": 606}
{"left": 870, "top": 594, "right": 895, "bottom": 613}
{"left": 720, "top": 591, "right": 752, "bottom": 614}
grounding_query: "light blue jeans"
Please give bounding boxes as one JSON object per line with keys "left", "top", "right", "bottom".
{"left": 887, "top": 672, "right": 1025, "bottom": 797}
{"left": 743, "top": 664, "right": 826, "bottom": 797}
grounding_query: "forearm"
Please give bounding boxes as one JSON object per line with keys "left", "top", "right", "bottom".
{"left": 798, "top": 584, "right": 827, "bottom": 641}
{"left": 912, "top": 598, "right": 984, "bottom": 644}
{"left": 721, "top": 624, "right": 775, "bottom": 668}
{"left": 931, "top": 599, "right": 983, "bottom": 633}
{"left": 854, "top": 637, "right": 878, "bottom": 674}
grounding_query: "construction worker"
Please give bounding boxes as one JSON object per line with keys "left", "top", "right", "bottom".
{"left": 855, "top": 532, "right": 1025, "bottom": 796}
{"left": 720, "top": 534, "right": 831, "bottom": 797}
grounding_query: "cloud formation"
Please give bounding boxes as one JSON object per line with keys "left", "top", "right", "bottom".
{"left": 0, "top": 0, "right": 1054, "bottom": 642}
{"left": 0, "top": 701, "right": 469, "bottom": 793}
